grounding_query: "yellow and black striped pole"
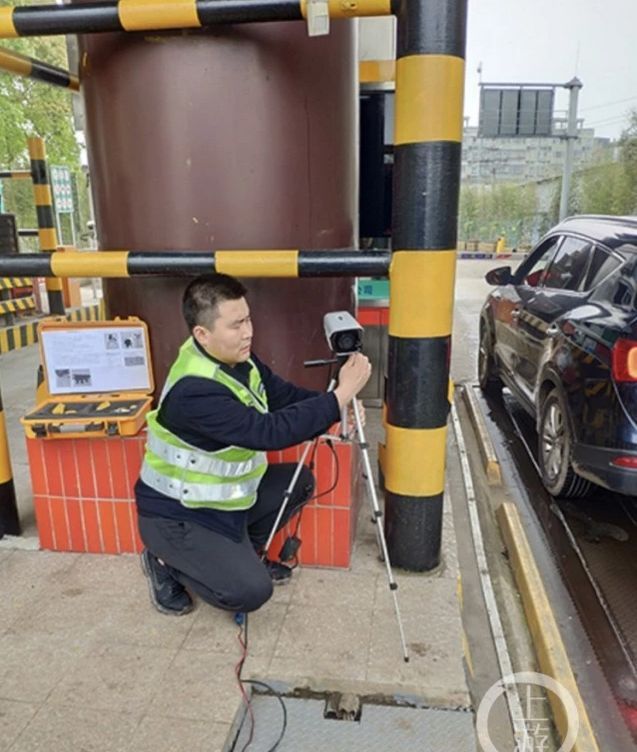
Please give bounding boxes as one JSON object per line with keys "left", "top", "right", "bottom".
{"left": 0, "top": 46, "right": 79, "bottom": 91}
{"left": 27, "top": 137, "right": 65, "bottom": 315}
{"left": 0, "top": 0, "right": 389, "bottom": 38}
{"left": 0, "top": 170, "right": 32, "bottom": 180}
{"left": 0, "top": 385, "right": 20, "bottom": 537}
{"left": 384, "top": 0, "right": 467, "bottom": 570}
{"left": 0, "top": 249, "right": 390, "bottom": 278}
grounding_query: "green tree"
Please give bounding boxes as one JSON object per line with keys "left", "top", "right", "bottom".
{"left": 618, "top": 110, "right": 637, "bottom": 212}
{"left": 0, "top": 0, "right": 85, "bottom": 248}
{"left": 572, "top": 110, "right": 637, "bottom": 217}
{"left": 459, "top": 182, "right": 539, "bottom": 247}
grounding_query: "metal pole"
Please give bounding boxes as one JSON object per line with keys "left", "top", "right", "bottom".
{"left": 0, "top": 382, "right": 20, "bottom": 538}
{"left": 385, "top": 0, "right": 467, "bottom": 571}
{"left": 0, "top": 170, "right": 32, "bottom": 179}
{"left": 0, "top": 0, "right": 390, "bottom": 38}
{"left": 27, "top": 137, "right": 65, "bottom": 315}
{"left": 0, "top": 46, "right": 78, "bottom": 91}
{"left": 0, "top": 249, "right": 391, "bottom": 278}
{"left": 558, "top": 77, "right": 582, "bottom": 221}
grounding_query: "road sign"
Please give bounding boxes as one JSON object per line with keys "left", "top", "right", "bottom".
{"left": 479, "top": 86, "right": 554, "bottom": 138}
{"left": 50, "top": 165, "right": 74, "bottom": 213}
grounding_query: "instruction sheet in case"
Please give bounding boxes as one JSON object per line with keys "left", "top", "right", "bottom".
{"left": 41, "top": 325, "right": 151, "bottom": 395}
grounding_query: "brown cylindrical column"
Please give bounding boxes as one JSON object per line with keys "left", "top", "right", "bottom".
{"left": 78, "top": 20, "right": 357, "bottom": 389}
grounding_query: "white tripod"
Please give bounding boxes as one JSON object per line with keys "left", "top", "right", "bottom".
{"left": 262, "top": 379, "right": 410, "bottom": 663}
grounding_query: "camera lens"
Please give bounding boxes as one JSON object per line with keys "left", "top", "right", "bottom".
{"left": 335, "top": 332, "right": 357, "bottom": 352}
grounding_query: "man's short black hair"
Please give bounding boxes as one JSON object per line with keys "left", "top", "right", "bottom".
{"left": 182, "top": 274, "right": 247, "bottom": 331}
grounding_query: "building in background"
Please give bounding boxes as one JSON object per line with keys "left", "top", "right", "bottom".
{"left": 462, "top": 118, "right": 612, "bottom": 185}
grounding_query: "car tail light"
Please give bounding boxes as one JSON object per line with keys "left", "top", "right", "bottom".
{"left": 611, "top": 456, "right": 637, "bottom": 469}
{"left": 618, "top": 702, "right": 637, "bottom": 738}
{"left": 612, "top": 339, "right": 637, "bottom": 382}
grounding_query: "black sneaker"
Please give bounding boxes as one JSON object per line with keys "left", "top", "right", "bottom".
{"left": 140, "top": 549, "right": 194, "bottom": 616}
{"left": 264, "top": 558, "right": 293, "bottom": 586}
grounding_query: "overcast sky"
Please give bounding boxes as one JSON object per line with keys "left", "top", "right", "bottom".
{"left": 465, "top": 0, "right": 637, "bottom": 140}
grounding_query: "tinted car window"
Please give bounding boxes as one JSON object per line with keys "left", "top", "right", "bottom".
{"left": 542, "top": 237, "right": 592, "bottom": 291}
{"left": 613, "top": 277, "right": 636, "bottom": 309}
{"left": 516, "top": 236, "right": 561, "bottom": 287}
{"left": 581, "top": 245, "right": 621, "bottom": 291}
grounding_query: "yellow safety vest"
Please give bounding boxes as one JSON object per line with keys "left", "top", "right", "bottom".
{"left": 140, "top": 339, "right": 269, "bottom": 511}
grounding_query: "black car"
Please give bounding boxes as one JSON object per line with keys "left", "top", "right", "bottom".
{"left": 479, "top": 215, "right": 637, "bottom": 498}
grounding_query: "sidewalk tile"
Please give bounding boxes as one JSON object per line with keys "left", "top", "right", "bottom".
{"left": 0, "top": 699, "right": 37, "bottom": 752}
{"left": 271, "top": 603, "right": 372, "bottom": 682}
{"left": 125, "top": 716, "right": 231, "bottom": 752}
{"left": 290, "top": 568, "right": 378, "bottom": 610}
{"left": 0, "top": 634, "right": 85, "bottom": 704}
{"left": 0, "top": 550, "right": 79, "bottom": 632}
{"left": 47, "top": 643, "right": 176, "bottom": 715}
{"left": 373, "top": 571, "right": 460, "bottom": 615}
{"left": 147, "top": 650, "right": 270, "bottom": 724}
{"left": 366, "top": 609, "right": 468, "bottom": 702}
{"left": 182, "top": 601, "right": 287, "bottom": 658}
{"left": 8, "top": 705, "right": 140, "bottom": 752}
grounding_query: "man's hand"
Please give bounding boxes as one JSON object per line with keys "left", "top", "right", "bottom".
{"left": 334, "top": 353, "right": 372, "bottom": 409}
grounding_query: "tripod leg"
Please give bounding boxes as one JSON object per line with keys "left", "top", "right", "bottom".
{"left": 262, "top": 377, "right": 340, "bottom": 558}
{"left": 262, "top": 441, "right": 314, "bottom": 558}
{"left": 352, "top": 399, "right": 410, "bottom": 662}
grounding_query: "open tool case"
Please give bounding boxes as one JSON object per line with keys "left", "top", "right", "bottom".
{"left": 22, "top": 317, "right": 154, "bottom": 439}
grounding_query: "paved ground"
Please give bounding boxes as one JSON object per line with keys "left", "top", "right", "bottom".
{"left": 0, "top": 457, "right": 468, "bottom": 752}
{"left": 0, "top": 261, "right": 523, "bottom": 751}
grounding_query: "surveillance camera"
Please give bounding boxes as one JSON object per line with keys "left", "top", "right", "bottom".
{"left": 323, "top": 311, "right": 363, "bottom": 356}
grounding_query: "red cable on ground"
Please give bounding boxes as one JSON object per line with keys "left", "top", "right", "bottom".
{"left": 235, "top": 621, "right": 255, "bottom": 750}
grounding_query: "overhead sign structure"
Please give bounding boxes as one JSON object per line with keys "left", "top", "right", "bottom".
{"left": 479, "top": 86, "right": 554, "bottom": 138}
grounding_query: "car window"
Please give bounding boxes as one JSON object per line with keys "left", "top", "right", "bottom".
{"left": 515, "top": 236, "right": 562, "bottom": 287}
{"left": 581, "top": 245, "right": 621, "bottom": 291}
{"left": 612, "top": 277, "right": 636, "bottom": 310}
{"left": 542, "top": 237, "right": 592, "bottom": 291}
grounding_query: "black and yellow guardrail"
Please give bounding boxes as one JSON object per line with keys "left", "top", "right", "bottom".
{"left": 0, "top": 277, "right": 31, "bottom": 291}
{"left": 0, "top": 170, "right": 31, "bottom": 180}
{"left": 27, "top": 137, "right": 65, "bottom": 315}
{"left": 0, "top": 46, "right": 78, "bottom": 91}
{"left": 0, "top": 300, "right": 104, "bottom": 358}
{"left": 0, "top": 249, "right": 390, "bottom": 278}
{"left": 0, "top": 0, "right": 468, "bottom": 576}
{"left": 0, "top": 296, "right": 35, "bottom": 316}
{"left": 0, "top": 0, "right": 390, "bottom": 38}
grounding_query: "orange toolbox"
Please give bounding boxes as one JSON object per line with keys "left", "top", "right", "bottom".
{"left": 22, "top": 317, "right": 154, "bottom": 439}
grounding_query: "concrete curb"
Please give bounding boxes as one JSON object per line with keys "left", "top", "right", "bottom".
{"left": 461, "top": 384, "right": 501, "bottom": 485}
{"left": 496, "top": 501, "right": 600, "bottom": 752}
{"left": 462, "top": 387, "right": 599, "bottom": 750}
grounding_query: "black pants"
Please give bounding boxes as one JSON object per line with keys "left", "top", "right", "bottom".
{"left": 138, "top": 463, "right": 315, "bottom": 613}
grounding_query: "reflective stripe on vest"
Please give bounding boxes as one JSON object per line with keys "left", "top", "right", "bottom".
{"left": 140, "top": 338, "right": 269, "bottom": 511}
{"left": 145, "top": 430, "right": 266, "bottom": 477}
{"left": 140, "top": 464, "right": 263, "bottom": 505}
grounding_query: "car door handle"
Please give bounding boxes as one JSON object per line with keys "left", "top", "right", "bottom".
{"left": 546, "top": 324, "right": 559, "bottom": 336}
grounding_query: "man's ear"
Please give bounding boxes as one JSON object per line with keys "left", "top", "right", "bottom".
{"left": 192, "top": 325, "right": 208, "bottom": 347}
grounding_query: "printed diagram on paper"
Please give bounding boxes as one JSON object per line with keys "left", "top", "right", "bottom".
{"left": 41, "top": 326, "right": 151, "bottom": 394}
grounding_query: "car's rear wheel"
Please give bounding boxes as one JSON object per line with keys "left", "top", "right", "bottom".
{"left": 538, "top": 388, "right": 590, "bottom": 498}
{"left": 478, "top": 321, "right": 502, "bottom": 397}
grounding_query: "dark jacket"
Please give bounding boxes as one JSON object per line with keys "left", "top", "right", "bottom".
{"left": 135, "top": 342, "right": 340, "bottom": 541}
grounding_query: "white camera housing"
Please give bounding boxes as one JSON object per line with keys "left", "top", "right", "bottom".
{"left": 323, "top": 311, "right": 363, "bottom": 355}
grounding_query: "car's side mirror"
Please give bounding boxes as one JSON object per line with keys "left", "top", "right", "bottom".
{"left": 485, "top": 266, "right": 513, "bottom": 286}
